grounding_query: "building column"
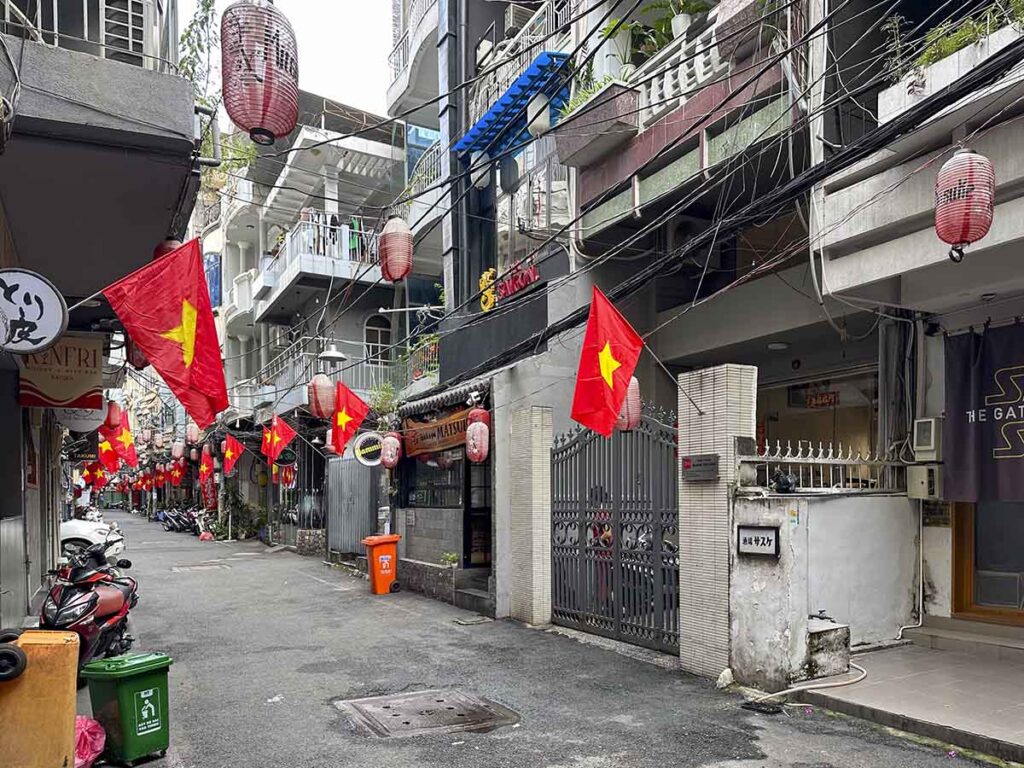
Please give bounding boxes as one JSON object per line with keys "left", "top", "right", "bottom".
{"left": 324, "top": 175, "right": 339, "bottom": 216}
{"left": 677, "top": 364, "right": 757, "bottom": 678}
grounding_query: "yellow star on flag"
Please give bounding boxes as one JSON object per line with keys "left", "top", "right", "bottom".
{"left": 99, "top": 439, "right": 114, "bottom": 454}
{"left": 94, "top": 468, "right": 105, "bottom": 479}
{"left": 117, "top": 428, "right": 134, "bottom": 448}
{"left": 598, "top": 341, "right": 621, "bottom": 389}
{"left": 225, "top": 448, "right": 235, "bottom": 461}
{"left": 336, "top": 408, "right": 353, "bottom": 431}
{"left": 272, "top": 431, "right": 282, "bottom": 445}
{"left": 160, "top": 298, "right": 198, "bottom": 368}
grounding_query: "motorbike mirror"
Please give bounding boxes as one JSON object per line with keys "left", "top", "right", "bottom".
{"left": 116, "top": 559, "right": 132, "bottom": 569}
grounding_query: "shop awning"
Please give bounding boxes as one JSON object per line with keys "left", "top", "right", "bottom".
{"left": 453, "top": 51, "right": 570, "bottom": 156}
{"left": 397, "top": 379, "right": 491, "bottom": 418}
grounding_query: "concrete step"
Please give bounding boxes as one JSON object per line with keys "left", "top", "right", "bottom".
{"left": 905, "top": 618, "right": 1024, "bottom": 662}
{"left": 454, "top": 587, "right": 495, "bottom": 618}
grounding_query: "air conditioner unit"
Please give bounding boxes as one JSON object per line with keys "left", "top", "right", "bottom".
{"left": 908, "top": 464, "right": 943, "bottom": 500}
{"left": 913, "top": 417, "right": 943, "bottom": 462}
{"left": 270, "top": 325, "right": 290, "bottom": 349}
{"left": 505, "top": 4, "right": 538, "bottom": 37}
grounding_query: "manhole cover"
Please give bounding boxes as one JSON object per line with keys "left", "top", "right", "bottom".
{"left": 171, "top": 564, "right": 231, "bottom": 573}
{"left": 337, "top": 689, "right": 519, "bottom": 738}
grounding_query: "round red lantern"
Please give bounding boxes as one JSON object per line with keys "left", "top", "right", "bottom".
{"left": 381, "top": 432, "right": 402, "bottom": 469}
{"left": 615, "top": 376, "right": 642, "bottom": 431}
{"left": 466, "top": 421, "right": 490, "bottom": 463}
{"left": 171, "top": 441, "right": 185, "bottom": 460}
{"left": 308, "top": 373, "right": 336, "bottom": 419}
{"left": 221, "top": 0, "right": 299, "bottom": 146}
{"left": 103, "top": 401, "right": 122, "bottom": 431}
{"left": 186, "top": 423, "right": 200, "bottom": 443}
{"left": 190, "top": 448, "right": 199, "bottom": 462}
{"left": 467, "top": 407, "right": 490, "bottom": 427}
{"left": 153, "top": 238, "right": 182, "bottom": 260}
{"left": 935, "top": 148, "right": 995, "bottom": 262}
{"left": 379, "top": 216, "right": 413, "bottom": 282}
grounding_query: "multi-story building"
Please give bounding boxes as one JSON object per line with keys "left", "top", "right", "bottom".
{"left": 0, "top": 0, "right": 200, "bottom": 626}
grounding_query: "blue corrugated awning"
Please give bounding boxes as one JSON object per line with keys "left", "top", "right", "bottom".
{"left": 454, "top": 51, "right": 571, "bottom": 155}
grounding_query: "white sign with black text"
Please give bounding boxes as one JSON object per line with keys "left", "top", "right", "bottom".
{"left": 736, "top": 525, "right": 780, "bottom": 557}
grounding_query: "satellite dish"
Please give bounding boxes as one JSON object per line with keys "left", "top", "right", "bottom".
{"left": 0, "top": 268, "right": 68, "bottom": 354}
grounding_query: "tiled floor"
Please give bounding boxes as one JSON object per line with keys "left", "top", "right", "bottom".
{"left": 808, "top": 645, "right": 1024, "bottom": 751}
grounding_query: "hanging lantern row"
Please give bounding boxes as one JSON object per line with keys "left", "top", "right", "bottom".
{"left": 379, "top": 216, "right": 413, "bottom": 283}
{"left": 186, "top": 423, "right": 200, "bottom": 444}
{"left": 308, "top": 373, "right": 335, "bottom": 420}
{"left": 934, "top": 147, "right": 995, "bottom": 263}
{"left": 381, "top": 432, "right": 402, "bottom": 469}
{"left": 221, "top": 0, "right": 299, "bottom": 146}
{"left": 466, "top": 407, "right": 490, "bottom": 464}
{"left": 171, "top": 441, "right": 185, "bottom": 460}
{"left": 616, "top": 376, "right": 642, "bottom": 432}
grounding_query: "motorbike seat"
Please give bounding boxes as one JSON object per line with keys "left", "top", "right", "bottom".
{"left": 94, "top": 584, "right": 126, "bottom": 616}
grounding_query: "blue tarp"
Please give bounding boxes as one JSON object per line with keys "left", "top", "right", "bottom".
{"left": 454, "top": 51, "right": 571, "bottom": 155}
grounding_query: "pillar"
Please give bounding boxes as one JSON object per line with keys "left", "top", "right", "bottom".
{"left": 507, "top": 406, "right": 553, "bottom": 625}
{"left": 677, "top": 364, "right": 757, "bottom": 678}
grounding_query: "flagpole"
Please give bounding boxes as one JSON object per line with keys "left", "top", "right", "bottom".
{"left": 642, "top": 341, "right": 705, "bottom": 416}
{"left": 66, "top": 290, "right": 104, "bottom": 313}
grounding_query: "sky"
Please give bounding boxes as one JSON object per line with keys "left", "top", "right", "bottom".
{"left": 177, "top": 0, "right": 392, "bottom": 116}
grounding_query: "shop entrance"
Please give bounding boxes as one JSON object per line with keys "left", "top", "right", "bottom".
{"left": 954, "top": 502, "right": 1024, "bottom": 625}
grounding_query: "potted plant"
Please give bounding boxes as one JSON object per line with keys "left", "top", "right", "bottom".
{"left": 663, "top": 0, "right": 714, "bottom": 40}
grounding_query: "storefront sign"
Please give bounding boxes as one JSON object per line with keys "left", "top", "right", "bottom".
{"left": 18, "top": 333, "right": 103, "bottom": 409}
{"left": 680, "top": 453, "right": 720, "bottom": 481}
{"left": 55, "top": 406, "right": 106, "bottom": 433}
{"left": 0, "top": 268, "right": 68, "bottom": 354}
{"left": 496, "top": 259, "right": 540, "bottom": 300}
{"left": 946, "top": 323, "right": 1024, "bottom": 501}
{"left": 737, "top": 525, "right": 780, "bottom": 557}
{"left": 805, "top": 391, "right": 839, "bottom": 409}
{"left": 403, "top": 407, "right": 471, "bottom": 457}
{"left": 354, "top": 432, "right": 383, "bottom": 467}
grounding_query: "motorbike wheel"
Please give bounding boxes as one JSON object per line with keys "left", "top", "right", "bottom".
{"left": 0, "top": 627, "right": 24, "bottom": 644}
{"left": 0, "top": 643, "right": 27, "bottom": 682}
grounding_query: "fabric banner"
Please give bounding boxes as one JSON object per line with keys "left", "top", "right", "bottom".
{"left": 945, "top": 324, "right": 1024, "bottom": 501}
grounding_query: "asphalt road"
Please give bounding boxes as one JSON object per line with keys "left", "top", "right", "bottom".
{"left": 83, "top": 510, "right": 993, "bottom": 768}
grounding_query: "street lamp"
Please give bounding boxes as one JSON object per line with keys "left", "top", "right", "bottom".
{"left": 318, "top": 343, "right": 347, "bottom": 371}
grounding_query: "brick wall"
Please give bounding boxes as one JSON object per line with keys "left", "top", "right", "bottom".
{"left": 509, "top": 406, "right": 553, "bottom": 625}
{"left": 677, "top": 364, "right": 757, "bottom": 678}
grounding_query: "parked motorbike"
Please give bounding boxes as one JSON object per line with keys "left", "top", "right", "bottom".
{"left": 40, "top": 535, "right": 138, "bottom": 675}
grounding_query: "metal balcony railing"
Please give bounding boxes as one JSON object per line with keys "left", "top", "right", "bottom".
{"left": 468, "top": 0, "right": 576, "bottom": 128}
{"left": 196, "top": 197, "right": 221, "bottom": 231}
{"left": 388, "top": 0, "right": 437, "bottom": 84}
{"left": 737, "top": 441, "right": 907, "bottom": 494}
{"left": 264, "top": 216, "right": 379, "bottom": 286}
{"left": 1, "top": 0, "right": 178, "bottom": 72}
{"left": 391, "top": 139, "right": 443, "bottom": 222}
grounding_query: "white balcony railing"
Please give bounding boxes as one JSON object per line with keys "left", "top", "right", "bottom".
{"left": 257, "top": 337, "right": 398, "bottom": 396}
{"left": 1, "top": 0, "right": 178, "bottom": 72}
{"left": 230, "top": 271, "right": 254, "bottom": 315}
{"left": 391, "top": 139, "right": 443, "bottom": 223}
{"left": 468, "top": 0, "right": 576, "bottom": 127}
{"left": 388, "top": 0, "right": 437, "bottom": 84}
{"left": 265, "top": 217, "right": 378, "bottom": 286}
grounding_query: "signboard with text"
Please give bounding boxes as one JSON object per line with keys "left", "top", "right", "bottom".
{"left": 403, "top": 408, "right": 471, "bottom": 457}
{"left": 18, "top": 333, "right": 103, "bottom": 409}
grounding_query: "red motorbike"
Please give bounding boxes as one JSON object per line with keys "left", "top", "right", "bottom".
{"left": 40, "top": 536, "right": 138, "bottom": 675}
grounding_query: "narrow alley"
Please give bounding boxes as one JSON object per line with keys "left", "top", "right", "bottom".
{"left": 96, "top": 512, "right": 989, "bottom": 768}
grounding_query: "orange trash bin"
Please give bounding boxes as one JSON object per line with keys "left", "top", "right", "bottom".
{"left": 362, "top": 534, "right": 401, "bottom": 594}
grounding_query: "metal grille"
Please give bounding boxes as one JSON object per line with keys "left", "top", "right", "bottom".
{"left": 551, "top": 410, "right": 679, "bottom": 654}
{"left": 737, "top": 441, "right": 907, "bottom": 493}
{"left": 326, "top": 457, "right": 381, "bottom": 554}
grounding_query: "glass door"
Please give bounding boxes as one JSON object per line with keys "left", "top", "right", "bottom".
{"left": 953, "top": 503, "right": 1024, "bottom": 624}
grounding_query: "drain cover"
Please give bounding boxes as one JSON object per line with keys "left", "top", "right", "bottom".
{"left": 337, "top": 689, "right": 519, "bottom": 738}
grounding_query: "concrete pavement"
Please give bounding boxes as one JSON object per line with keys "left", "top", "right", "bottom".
{"left": 87, "top": 511, "right": 998, "bottom": 768}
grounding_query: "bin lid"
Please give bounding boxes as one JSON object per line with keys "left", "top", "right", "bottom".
{"left": 361, "top": 534, "right": 401, "bottom": 546}
{"left": 81, "top": 652, "right": 173, "bottom": 679}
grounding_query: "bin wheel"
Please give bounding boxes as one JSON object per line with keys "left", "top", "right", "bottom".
{"left": 0, "top": 627, "right": 23, "bottom": 644}
{"left": 0, "top": 643, "right": 27, "bottom": 682}
{"left": 389, "top": 581, "right": 401, "bottom": 593}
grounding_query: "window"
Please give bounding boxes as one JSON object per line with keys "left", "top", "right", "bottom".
{"left": 402, "top": 451, "right": 464, "bottom": 508}
{"left": 364, "top": 315, "right": 392, "bottom": 366}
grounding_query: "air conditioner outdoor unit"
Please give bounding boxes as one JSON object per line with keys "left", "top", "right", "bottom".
{"left": 270, "top": 325, "right": 291, "bottom": 349}
{"left": 908, "top": 464, "right": 943, "bottom": 500}
{"left": 913, "top": 417, "right": 943, "bottom": 462}
{"left": 505, "top": 3, "right": 538, "bottom": 36}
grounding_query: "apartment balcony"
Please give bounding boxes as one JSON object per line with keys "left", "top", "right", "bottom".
{"left": 390, "top": 139, "right": 444, "bottom": 274}
{"left": 386, "top": 0, "right": 439, "bottom": 127}
{"left": 254, "top": 218, "right": 382, "bottom": 324}
{"left": 814, "top": 23, "right": 1024, "bottom": 315}
{"left": 222, "top": 176, "right": 259, "bottom": 246}
{"left": 230, "top": 378, "right": 259, "bottom": 420}
{"left": 224, "top": 269, "right": 255, "bottom": 339}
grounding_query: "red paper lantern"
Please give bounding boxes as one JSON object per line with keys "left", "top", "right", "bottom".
{"left": 615, "top": 376, "right": 642, "bottom": 431}
{"left": 153, "top": 238, "right": 183, "bottom": 260}
{"left": 186, "top": 423, "right": 200, "bottom": 443}
{"left": 156, "top": 463, "right": 164, "bottom": 473}
{"left": 323, "top": 431, "right": 337, "bottom": 455}
{"left": 171, "top": 441, "right": 185, "bottom": 460}
{"left": 466, "top": 421, "right": 489, "bottom": 463}
{"left": 467, "top": 407, "right": 490, "bottom": 427}
{"left": 179, "top": 456, "right": 188, "bottom": 469}
{"left": 308, "top": 373, "right": 336, "bottom": 420}
{"left": 379, "top": 216, "right": 413, "bottom": 282}
{"left": 190, "top": 448, "right": 199, "bottom": 462}
{"left": 221, "top": 0, "right": 299, "bottom": 146}
{"left": 103, "top": 401, "right": 122, "bottom": 431}
{"left": 203, "top": 443, "right": 212, "bottom": 456}
{"left": 381, "top": 432, "right": 402, "bottom": 469}
{"left": 935, "top": 148, "right": 995, "bottom": 262}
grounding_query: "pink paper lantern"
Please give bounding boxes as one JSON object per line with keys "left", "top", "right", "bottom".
{"left": 466, "top": 421, "right": 489, "bottom": 463}
{"left": 190, "top": 448, "right": 199, "bottom": 462}
{"left": 379, "top": 216, "right": 413, "bottom": 282}
{"left": 381, "top": 432, "right": 402, "bottom": 469}
{"left": 171, "top": 441, "right": 185, "bottom": 460}
{"left": 308, "top": 373, "right": 336, "bottom": 420}
{"left": 186, "top": 423, "right": 200, "bottom": 443}
{"left": 616, "top": 376, "right": 642, "bottom": 431}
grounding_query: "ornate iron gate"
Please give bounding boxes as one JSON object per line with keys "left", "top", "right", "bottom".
{"left": 551, "top": 411, "right": 679, "bottom": 654}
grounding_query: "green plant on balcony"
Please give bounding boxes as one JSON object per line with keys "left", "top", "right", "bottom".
{"left": 558, "top": 74, "right": 614, "bottom": 119}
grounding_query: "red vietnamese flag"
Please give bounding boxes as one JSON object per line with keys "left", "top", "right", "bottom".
{"left": 155, "top": 469, "right": 166, "bottom": 487}
{"left": 570, "top": 287, "right": 643, "bottom": 437}
{"left": 199, "top": 453, "right": 214, "bottom": 483}
{"left": 81, "top": 463, "right": 94, "bottom": 486}
{"left": 102, "top": 240, "right": 228, "bottom": 428}
{"left": 333, "top": 382, "right": 370, "bottom": 454}
{"left": 260, "top": 427, "right": 272, "bottom": 457}
{"left": 90, "top": 462, "right": 109, "bottom": 490}
{"left": 223, "top": 434, "right": 244, "bottom": 475}
{"left": 267, "top": 415, "right": 297, "bottom": 464}
{"left": 97, "top": 432, "right": 121, "bottom": 473}
{"left": 169, "top": 464, "right": 183, "bottom": 486}
{"left": 107, "top": 412, "right": 139, "bottom": 468}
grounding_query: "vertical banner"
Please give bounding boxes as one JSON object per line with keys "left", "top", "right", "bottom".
{"left": 944, "top": 324, "right": 1024, "bottom": 501}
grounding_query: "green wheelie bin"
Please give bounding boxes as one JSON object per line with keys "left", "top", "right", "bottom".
{"left": 81, "top": 653, "right": 172, "bottom": 766}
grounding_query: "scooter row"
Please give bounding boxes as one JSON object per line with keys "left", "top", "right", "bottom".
{"left": 159, "top": 504, "right": 210, "bottom": 536}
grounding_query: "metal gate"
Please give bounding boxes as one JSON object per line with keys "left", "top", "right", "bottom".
{"left": 326, "top": 457, "right": 381, "bottom": 554}
{"left": 551, "top": 411, "right": 679, "bottom": 654}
